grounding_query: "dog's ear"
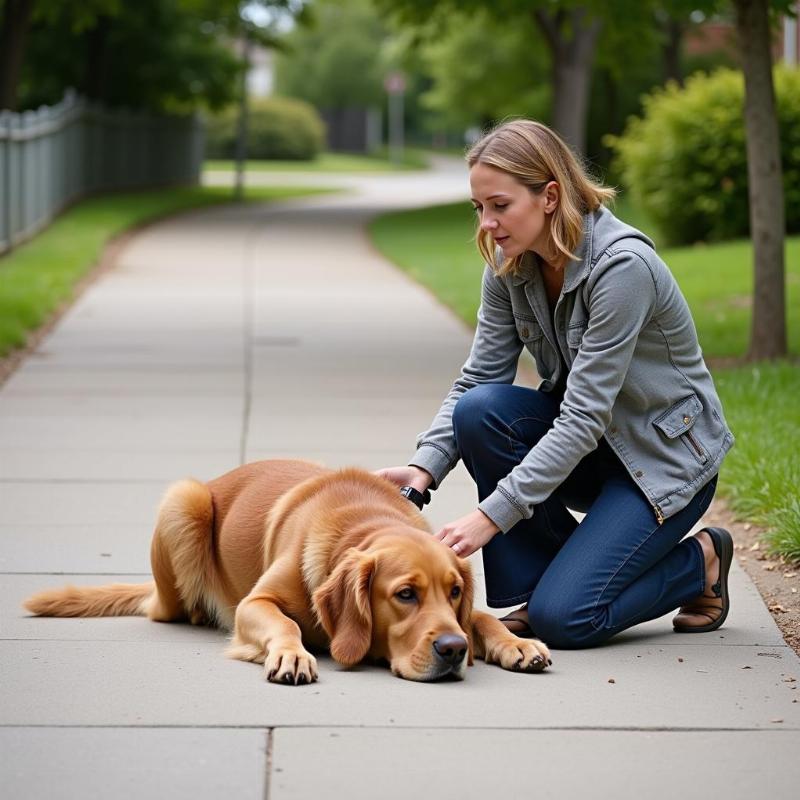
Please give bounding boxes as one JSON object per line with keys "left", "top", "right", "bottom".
{"left": 312, "top": 549, "right": 375, "bottom": 666}
{"left": 456, "top": 559, "right": 475, "bottom": 666}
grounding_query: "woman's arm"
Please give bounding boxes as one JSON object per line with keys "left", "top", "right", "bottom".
{"left": 409, "top": 265, "right": 523, "bottom": 489}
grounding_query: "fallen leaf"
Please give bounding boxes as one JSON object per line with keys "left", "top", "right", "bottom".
{"left": 784, "top": 677, "right": 797, "bottom": 683}
{"left": 763, "top": 563, "right": 776, "bottom": 571}
{"left": 792, "top": 588, "right": 797, "bottom": 594}
{"left": 749, "top": 541, "right": 760, "bottom": 551}
{"left": 769, "top": 604, "right": 787, "bottom": 613}
{"left": 744, "top": 523, "right": 752, "bottom": 531}
{"left": 784, "top": 572, "right": 796, "bottom": 579}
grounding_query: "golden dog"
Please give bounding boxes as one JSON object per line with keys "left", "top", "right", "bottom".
{"left": 24, "top": 460, "right": 551, "bottom": 683}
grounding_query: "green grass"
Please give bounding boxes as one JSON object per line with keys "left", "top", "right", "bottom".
{"left": 369, "top": 200, "right": 800, "bottom": 562}
{"left": 714, "top": 362, "right": 800, "bottom": 560}
{"left": 204, "top": 148, "right": 429, "bottom": 174}
{"left": 0, "top": 184, "right": 333, "bottom": 357}
{"left": 369, "top": 202, "right": 483, "bottom": 325}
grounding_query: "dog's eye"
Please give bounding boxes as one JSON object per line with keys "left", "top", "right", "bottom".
{"left": 395, "top": 588, "right": 417, "bottom": 603}
{"left": 450, "top": 586, "right": 461, "bottom": 600}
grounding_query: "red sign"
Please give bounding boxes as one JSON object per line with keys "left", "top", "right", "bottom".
{"left": 384, "top": 72, "right": 406, "bottom": 94}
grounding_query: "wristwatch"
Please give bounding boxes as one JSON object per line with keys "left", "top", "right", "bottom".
{"left": 399, "top": 485, "right": 431, "bottom": 510}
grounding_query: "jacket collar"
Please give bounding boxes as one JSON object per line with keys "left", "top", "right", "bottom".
{"left": 510, "top": 211, "right": 594, "bottom": 290}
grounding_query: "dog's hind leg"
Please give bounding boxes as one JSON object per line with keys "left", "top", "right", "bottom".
{"left": 143, "top": 478, "right": 215, "bottom": 624}
{"left": 145, "top": 522, "right": 187, "bottom": 622}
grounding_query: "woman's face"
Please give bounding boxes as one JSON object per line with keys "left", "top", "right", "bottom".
{"left": 469, "top": 162, "right": 558, "bottom": 260}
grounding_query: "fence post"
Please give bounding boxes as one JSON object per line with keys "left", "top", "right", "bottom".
{"left": 0, "top": 111, "right": 10, "bottom": 254}
{"left": 0, "top": 92, "right": 203, "bottom": 255}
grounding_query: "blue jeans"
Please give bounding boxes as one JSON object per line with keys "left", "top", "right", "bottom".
{"left": 452, "top": 384, "right": 717, "bottom": 649}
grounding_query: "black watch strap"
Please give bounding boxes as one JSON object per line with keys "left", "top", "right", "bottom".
{"left": 399, "top": 485, "right": 431, "bottom": 510}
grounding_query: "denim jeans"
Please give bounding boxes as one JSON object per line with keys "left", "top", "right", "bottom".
{"left": 452, "top": 384, "right": 717, "bottom": 649}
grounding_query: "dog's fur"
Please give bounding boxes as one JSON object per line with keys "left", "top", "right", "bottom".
{"left": 24, "top": 460, "right": 550, "bottom": 683}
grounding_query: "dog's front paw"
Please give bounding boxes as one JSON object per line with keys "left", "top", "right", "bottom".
{"left": 264, "top": 646, "right": 319, "bottom": 685}
{"left": 489, "top": 636, "right": 552, "bottom": 673}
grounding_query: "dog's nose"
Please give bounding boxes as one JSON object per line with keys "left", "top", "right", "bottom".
{"left": 432, "top": 633, "right": 468, "bottom": 666}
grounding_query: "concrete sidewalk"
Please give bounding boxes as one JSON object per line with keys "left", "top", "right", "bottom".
{"left": 1, "top": 159, "right": 798, "bottom": 799}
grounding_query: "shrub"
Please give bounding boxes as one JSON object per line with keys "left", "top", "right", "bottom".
{"left": 205, "top": 96, "right": 325, "bottom": 160}
{"left": 606, "top": 67, "right": 800, "bottom": 245}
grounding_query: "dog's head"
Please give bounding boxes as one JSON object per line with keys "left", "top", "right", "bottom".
{"left": 312, "top": 527, "right": 474, "bottom": 681}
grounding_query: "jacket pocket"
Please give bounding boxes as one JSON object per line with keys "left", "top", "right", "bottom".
{"left": 514, "top": 315, "right": 542, "bottom": 344}
{"left": 652, "top": 394, "right": 708, "bottom": 464}
{"left": 566, "top": 321, "right": 588, "bottom": 350}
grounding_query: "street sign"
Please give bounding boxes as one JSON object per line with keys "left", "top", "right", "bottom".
{"left": 384, "top": 72, "right": 406, "bottom": 95}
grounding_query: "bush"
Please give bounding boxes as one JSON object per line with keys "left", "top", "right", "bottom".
{"left": 606, "top": 67, "right": 800, "bottom": 245}
{"left": 205, "top": 96, "right": 325, "bottom": 160}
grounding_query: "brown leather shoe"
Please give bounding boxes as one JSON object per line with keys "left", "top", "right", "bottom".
{"left": 673, "top": 527, "right": 733, "bottom": 633}
{"left": 498, "top": 605, "right": 536, "bottom": 637}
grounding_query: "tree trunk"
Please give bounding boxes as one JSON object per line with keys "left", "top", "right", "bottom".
{"left": 234, "top": 31, "right": 252, "bottom": 202}
{"left": 533, "top": 7, "right": 602, "bottom": 155}
{"left": 733, "top": 0, "right": 787, "bottom": 360}
{"left": 661, "top": 17, "right": 684, "bottom": 87}
{"left": 84, "top": 18, "right": 113, "bottom": 103}
{"left": 0, "top": 0, "right": 34, "bottom": 111}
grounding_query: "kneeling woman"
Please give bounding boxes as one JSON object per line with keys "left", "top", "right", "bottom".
{"left": 379, "top": 119, "right": 734, "bottom": 648}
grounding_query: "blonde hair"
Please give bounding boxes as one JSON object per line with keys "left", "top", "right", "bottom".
{"left": 467, "top": 119, "right": 616, "bottom": 276}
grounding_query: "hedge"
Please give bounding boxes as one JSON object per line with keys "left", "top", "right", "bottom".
{"left": 205, "top": 96, "right": 326, "bottom": 161}
{"left": 606, "top": 67, "right": 800, "bottom": 245}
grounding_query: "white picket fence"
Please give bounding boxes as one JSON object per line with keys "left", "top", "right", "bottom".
{"left": 0, "top": 90, "right": 204, "bottom": 255}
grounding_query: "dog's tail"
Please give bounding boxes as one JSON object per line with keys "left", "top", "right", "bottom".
{"left": 24, "top": 582, "right": 155, "bottom": 618}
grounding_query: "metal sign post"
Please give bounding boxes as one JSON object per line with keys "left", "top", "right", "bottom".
{"left": 234, "top": 30, "right": 252, "bottom": 202}
{"left": 384, "top": 72, "right": 406, "bottom": 168}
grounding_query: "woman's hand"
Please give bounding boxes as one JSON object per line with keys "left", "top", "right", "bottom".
{"left": 435, "top": 509, "right": 499, "bottom": 558}
{"left": 374, "top": 465, "right": 432, "bottom": 492}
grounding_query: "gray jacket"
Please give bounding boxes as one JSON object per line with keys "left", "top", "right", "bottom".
{"left": 410, "top": 206, "right": 733, "bottom": 533}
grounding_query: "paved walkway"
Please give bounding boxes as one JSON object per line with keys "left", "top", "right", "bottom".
{"left": 1, "top": 158, "right": 798, "bottom": 798}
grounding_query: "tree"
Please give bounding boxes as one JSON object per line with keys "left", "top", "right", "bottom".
{"left": 5, "top": 1, "right": 309, "bottom": 114}
{"left": 17, "top": 1, "right": 239, "bottom": 112}
{"left": 275, "top": 0, "right": 386, "bottom": 111}
{"left": 0, "top": 0, "right": 34, "bottom": 110}
{"left": 650, "top": 0, "right": 715, "bottom": 86}
{"left": 731, "top": 0, "right": 790, "bottom": 360}
{"left": 531, "top": 4, "right": 603, "bottom": 154}
{"left": 411, "top": 6, "right": 549, "bottom": 131}
{"left": 377, "top": 0, "right": 662, "bottom": 154}
{"left": 0, "top": 0, "right": 122, "bottom": 110}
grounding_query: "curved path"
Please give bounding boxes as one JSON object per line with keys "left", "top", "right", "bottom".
{"left": 1, "top": 158, "right": 798, "bottom": 798}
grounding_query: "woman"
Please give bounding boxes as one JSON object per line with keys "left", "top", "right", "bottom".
{"left": 379, "top": 119, "right": 734, "bottom": 649}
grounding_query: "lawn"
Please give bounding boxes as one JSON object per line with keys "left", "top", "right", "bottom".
{"left": 0, "top": 184, "right": 333, "bottom": 358}
{"left": 204, "top": 148, "right": 430, "bottom": 174}
{"left": 369, "top": 198, "right": 800, "bottom": 561}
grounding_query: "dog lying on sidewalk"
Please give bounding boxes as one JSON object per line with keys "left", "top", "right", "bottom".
{"left": 24, "top": 460, "right": 551, "bottom": 684}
